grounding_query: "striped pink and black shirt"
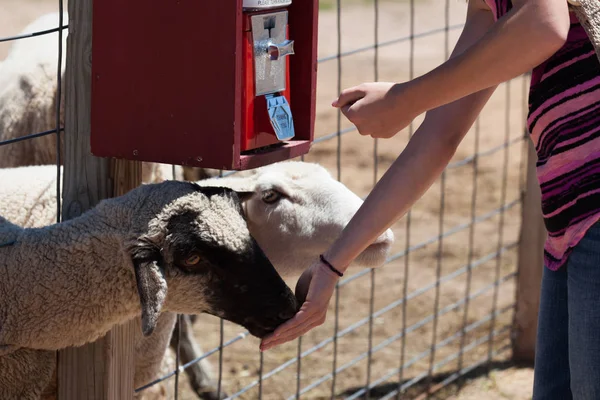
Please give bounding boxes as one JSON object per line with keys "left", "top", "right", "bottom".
{"left": 484, "top": 0, "right": 600, "bottom": 270}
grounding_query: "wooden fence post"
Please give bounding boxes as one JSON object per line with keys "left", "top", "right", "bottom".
{"left": 57, "top": 0, "right": 141, "bottom": 398}
{"left": 512, "top": 139, "right": 547, "bottom": 363}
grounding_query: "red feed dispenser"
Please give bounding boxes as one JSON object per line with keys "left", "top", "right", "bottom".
{"left": 90, "top": 0, "right": 318, "bottom": 170}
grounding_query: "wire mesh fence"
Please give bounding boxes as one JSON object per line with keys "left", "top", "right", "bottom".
{"left": 0, "top": 0, "right": 531, "bottom": 398}
{"left": 0, "top": 2, "right": 66, "bottom": 225}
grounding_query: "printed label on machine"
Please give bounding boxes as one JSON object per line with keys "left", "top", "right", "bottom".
{"left": 243, "top": 0, "right": 293, "bottom": 10}
{"left": 266, "top": 93, "right": 295, "bottom": 141}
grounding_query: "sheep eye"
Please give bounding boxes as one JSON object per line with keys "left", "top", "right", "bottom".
{"left": 261, "top": 189, "right": 281, "bottom": 204}
{"left": 183, "top": 254, "right": 201, "bottom": 267}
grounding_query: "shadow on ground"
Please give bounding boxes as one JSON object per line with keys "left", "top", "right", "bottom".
{"left": 337, "top": 360, "right": 533, "bottom": 399}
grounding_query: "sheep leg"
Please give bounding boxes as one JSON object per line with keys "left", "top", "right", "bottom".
{"left": 170, "top": 314, "right": 226, "bottom": 400}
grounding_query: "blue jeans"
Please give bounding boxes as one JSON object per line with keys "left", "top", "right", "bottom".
{"left": 533, "top": 222, "right": 600, "bottom": 399}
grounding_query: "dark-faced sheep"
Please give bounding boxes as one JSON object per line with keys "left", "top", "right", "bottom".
{"left": 0, "top": 162, "right": 395, "bottom": 399}
{"left": 0, "top": 180, "right": 298, "bottom": 399}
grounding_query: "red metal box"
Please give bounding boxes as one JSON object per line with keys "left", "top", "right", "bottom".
{"left": 90, "top": 0, "right": 318, "bottom": 170}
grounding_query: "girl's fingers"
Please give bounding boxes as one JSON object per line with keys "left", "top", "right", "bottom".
{"left": 260, "top": 314, "right": 324, "bottom": 351}
{"left": 332, "top": 86, "right": 365, "bottom": 108}
{"left": 260, "top": 309, "right": 311, "bottom": 346}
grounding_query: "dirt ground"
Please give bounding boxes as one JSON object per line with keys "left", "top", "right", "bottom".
{"left": 1, "top": 0, "right": 536, "bottom": 399}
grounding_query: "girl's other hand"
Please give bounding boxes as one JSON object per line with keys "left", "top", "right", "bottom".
{"left": 332, "top": 81, "right": 419, "bottom": 139}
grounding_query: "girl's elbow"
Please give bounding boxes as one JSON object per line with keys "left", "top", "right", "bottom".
{"left": 545, "top": 19, "right": 569, "bottom": 52}
{"left": 537, "top": 2, "right": 570, "bottom": 54}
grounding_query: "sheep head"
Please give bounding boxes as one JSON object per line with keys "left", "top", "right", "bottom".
{"left": 210, "top": 162, "right": 395, "bottom": 278}
{"left": 125, "top": 182, "right": 297, "bottom": 338}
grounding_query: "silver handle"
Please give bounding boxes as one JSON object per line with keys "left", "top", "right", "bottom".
{"left": 267, "top": 39, "right": 295, "bottom": 61}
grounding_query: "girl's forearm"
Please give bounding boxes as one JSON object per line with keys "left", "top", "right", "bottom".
{"left": 405, "top": 0, "right": 569, "bottom": 116}
{"left": 322, "top": 0, "right": 568, "bottom": 272}
{"left": 323, "top": 128, "right": 456, "bottom": 272}
{"left": 324, "top": 79, "right": 494, "bottom": 272}
{"left": 322, "top": 1, "right": 499, "bottom": 271}
{"left": 324, "top": 81, "right": 496, "bottom": 273}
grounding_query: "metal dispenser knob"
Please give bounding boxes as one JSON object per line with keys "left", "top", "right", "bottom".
{"left": 267, "top": 39, "right": 295, "bottom": 61}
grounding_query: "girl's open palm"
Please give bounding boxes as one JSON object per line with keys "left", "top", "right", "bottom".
{"left": 259, "top": 260, "right": 340, "bottom": 351}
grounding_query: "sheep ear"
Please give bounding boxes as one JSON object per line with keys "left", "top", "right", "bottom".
{"left": 129, "top": 243, "right": 168, "bottom": 337}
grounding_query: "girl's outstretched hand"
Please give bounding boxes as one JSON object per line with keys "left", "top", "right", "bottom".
{"left": 259, "top": 259, "right": 340, "bottom": 351}
{"left": 332, "top": 81, "right": 418, "bottom": 139}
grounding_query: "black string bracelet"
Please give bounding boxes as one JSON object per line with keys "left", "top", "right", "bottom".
{"left": 319, "top": 254, "right": 344, "bottom": 277}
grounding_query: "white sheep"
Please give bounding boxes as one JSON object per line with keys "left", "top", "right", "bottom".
{"left": 0, "top": 161, "right": 395, "bottom": 399}
{"left": 0, "top": 179, "right": 298, "bottom": 399}
{"left": 0, "top": 12, "right": 188, "bottom": 184}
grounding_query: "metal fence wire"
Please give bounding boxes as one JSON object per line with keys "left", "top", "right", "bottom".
{"left": 0, "top": 0, "right": 531, "bottom": 399}
{"left": 0, "top": 3, "right": 65, "bottom": 224}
